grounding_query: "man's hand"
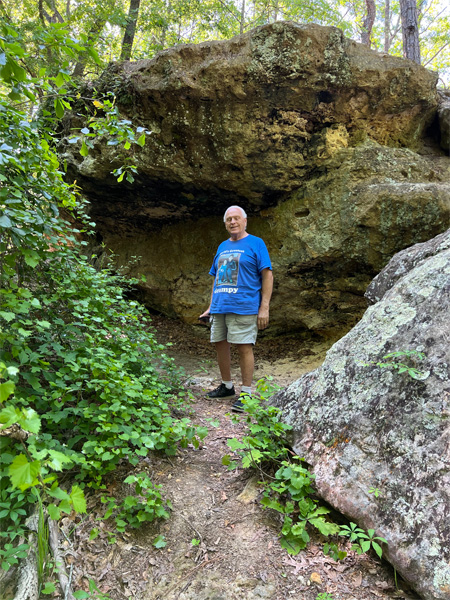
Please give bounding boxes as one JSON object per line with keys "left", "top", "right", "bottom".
{"left": 199, "top": 309, "right": 211, "bottom": 324}
{"left": 257, "top": 307, "right": 269, "bottom": 330}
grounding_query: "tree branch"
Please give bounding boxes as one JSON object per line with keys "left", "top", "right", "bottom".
{"left": 423, "top": 39, "right": 450, "bottom": 66}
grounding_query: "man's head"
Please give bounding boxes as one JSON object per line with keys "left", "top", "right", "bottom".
{"left": 224, "top": 206, "right": 247, "bottom": 240}
{"left": 223, "top": 205, "right": 247, "bottom": 223}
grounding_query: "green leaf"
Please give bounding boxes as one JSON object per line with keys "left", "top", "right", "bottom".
{"left": 153, "top": 535, "right": 166, "bottom": 548}
{"left": 0, "top": 215, "right": 12, "bottom": 228}
{"left": 279, "top": 535, "right": 304, "bottom": 556}
{"left": 372, "top": 541, "right": 383, "bottom": 558}
{"left": 47, "top": 450, "right": 73, "bottom": 470}
{"left": 23, "top": 250, "right": 40, "bottom": 268}
{"left": 70, "top": 485, "right": 87, "bottom": 513}
{"left": 309, "top": 517, "right": 340, "bottom": 536}
{"left": 227, "top": 438, "right": 244, "bottom": 451}
{"left": 59, "top": 499, "right": 72, "bottom": 514}
{"left": 8, "top": 454, "right": 40, "bottom": 489}
{"left": 54, "top": 97, "right": 64, "bottom": 119}
{"left": 0, "top": 311, "right": 15, "bottom": 322}
{"left": 80, "top": 140, "right": 89, "bottom": 157}
{"left": 137, "top": 133, "right": 145, "bottom": 147}
{"left": 42, "top": 582, "right": 56, "bottom": 594}
{"left": 20, "top": 408, "right": 40, "bottom": 434}
{"left": 0, "top": 382, "right": 15, "bottom": 403}
{"left": 48, "top": 484, "right": 70, "bottom": 501}
{"left": 47, "top": 504, "right": 61, "bottom": 520}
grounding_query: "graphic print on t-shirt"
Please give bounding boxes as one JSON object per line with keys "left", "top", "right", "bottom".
{"left": 215, "top": 252, "right": 240, "bottom": 286}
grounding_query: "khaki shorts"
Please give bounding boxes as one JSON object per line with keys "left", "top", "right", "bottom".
{"left": 210, "top": 313, "right": 258, "bottom": 345}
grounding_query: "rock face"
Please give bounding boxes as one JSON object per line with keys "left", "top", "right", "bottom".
{"left": 438, "top": 91, "right": 450, "bottom": 151}
{"left": 60, "top": 21, "right": 450, "bottom": 335}
{"left": 270, "top": 229, "right": 450, "bottom": 600}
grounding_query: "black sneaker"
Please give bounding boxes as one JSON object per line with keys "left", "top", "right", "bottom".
{"left": 206, "top": 383, "right": 235, "bottom": 399}
{"left": 232, "top": 392, "right": 251, "bottom": 412}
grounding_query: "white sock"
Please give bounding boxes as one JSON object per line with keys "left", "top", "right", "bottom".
{"left": 222, "top": 381, "right": 234, "bottom": 389}
{"left": 241, "top": 386, "right": 252, "bottom": 395}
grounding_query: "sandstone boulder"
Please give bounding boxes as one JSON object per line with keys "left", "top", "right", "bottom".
{"left": 61, "top": 21, "right": 439, "bottom": 222}
{"left": 85, "top": 140, "right": 450, "bottom": 335}
{"left": 438, "top": 91, "right": 450, "bottom": 151}
{"left": 59, "top": 22, "right": 450, "bottom": 336}
{"left": 270, "top": 229, "right": 450, "bottom": 600}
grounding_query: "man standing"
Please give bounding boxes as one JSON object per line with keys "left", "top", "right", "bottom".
{"left": 199, "top": 206, "right": 273, "bottom": 412}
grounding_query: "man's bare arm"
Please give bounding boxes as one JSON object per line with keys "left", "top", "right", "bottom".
{"left": 258, "top": 268, "right": 273, "bottom": 330}
{"left": 199, "top": 281, "right": 215, "bottom": 319}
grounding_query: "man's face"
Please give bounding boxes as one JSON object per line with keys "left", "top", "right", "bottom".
{"left": 225, "top": 208, "right": 247, "bottom": 238}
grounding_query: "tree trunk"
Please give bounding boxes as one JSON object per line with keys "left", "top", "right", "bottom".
{"left": 384, "top": 0, "right": 390, "bottom": 52}
{"left": 399, "top": 0, "right": 421, "bottom": 64}
{"left": 120, "top": 0, "right": 141, "bottom": 62}
{"left": 72, "top": 16, "right": 106, "bottom": 77}
{"left": 361, "top": 0, "right": 376, "bottom": 46}
{"left": 240, "top": 0, "right": 245, "bottom": 35}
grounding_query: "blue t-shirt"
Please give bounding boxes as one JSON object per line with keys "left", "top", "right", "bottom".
{"left": 209, "top": 234, "right": 272, "bottom": 315}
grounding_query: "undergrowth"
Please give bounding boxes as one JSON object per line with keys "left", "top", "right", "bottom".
{"left": 223, "top": 378, "right": 387, "bottom": 560}
{"left": 0, "top": 93, "right": 203, "bottom": 593}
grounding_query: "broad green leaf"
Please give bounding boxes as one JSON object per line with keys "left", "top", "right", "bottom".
{"left": 0, "top": 406, "right": 20, "bottom": 427}
{"left": 41, "top": 582, "right": 56, "bottom": 594}
{"left": 0, "top": 381, "right": 15, "bottom": 403}
{"left": 20, "top": 408, "right": 40, "bottom": 434}
{"left": 0, "top": 312, "right": 15, "bottom": 322}
{"left": 59, "top": 499, "right": 72, "bottom": 514}
{"left": 137, "top": 133, "right": 146, "bottom": 147}
{"left": 227, "top": 438, "right": 244, "bottom": 451}
{"left": 0, "top": 215, "right": 12, "bottom": 228}
{"left": 309, "top": 517, "right": 340, "bottom": 536}
{"left": 279, "top": 535, "right": 304, "bottom": 555}
{"left": 70, "top": 486, "right": 86, "bottom": 513}
{"left": 9, "top": 454, "right": 40, "bottom": 489}
{"left": 47, "top": 450, "right": 73, "bottom": 470}
{"left": 47, "top": 504, "right": 61, "bottom": 520}
{"left": 47, "top": 485, "right": 70, "bottom": 501}
{"left": 23, "top": 250, "right": 40, "bottom": 268}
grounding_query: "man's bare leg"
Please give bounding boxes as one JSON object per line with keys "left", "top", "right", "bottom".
{"left": 215, "top": 340, "right": 232, "bottom": 381}
{"left": 236, "top": 343, "right": 254, "bottom": 387}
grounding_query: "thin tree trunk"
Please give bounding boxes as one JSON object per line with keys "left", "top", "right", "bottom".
{"left": 120, "top": 0, "right": 141, "bottom": 61}
{"left": 361, "top": 0, "right": 376, "bottom": 46}
{"left": 72, "top": 16, "right": 106, "bottom": 77}
{"left": 384, "top": 0, "right": 390, "bottom": 52}
{"left": 273, "top": 0, "right": 279, "bottom": 21}
{"left": 240, "top": 0, "right": 245, "bottom": 35}
{"left": 399, "top": 0, "right": 421, "bottom": 64}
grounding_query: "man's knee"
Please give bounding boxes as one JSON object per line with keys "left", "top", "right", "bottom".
{"left": 236, "top": 343, "right": 254, "bottom": 356}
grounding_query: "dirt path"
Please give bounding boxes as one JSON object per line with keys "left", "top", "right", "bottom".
{"left": 68, "top": 317, "right": 419, "bottom": 600}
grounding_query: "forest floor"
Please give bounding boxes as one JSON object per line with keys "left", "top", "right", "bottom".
{"left": 66, "top": 316, "right": 420, "bottom": 600}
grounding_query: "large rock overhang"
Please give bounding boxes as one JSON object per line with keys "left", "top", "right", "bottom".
{"left": 58, "top": 21, "right": 450, "bottom": 336}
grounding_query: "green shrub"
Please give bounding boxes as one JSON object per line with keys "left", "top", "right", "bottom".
{"left": 0, "top": 94, "right": 200, "bottom": 578}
